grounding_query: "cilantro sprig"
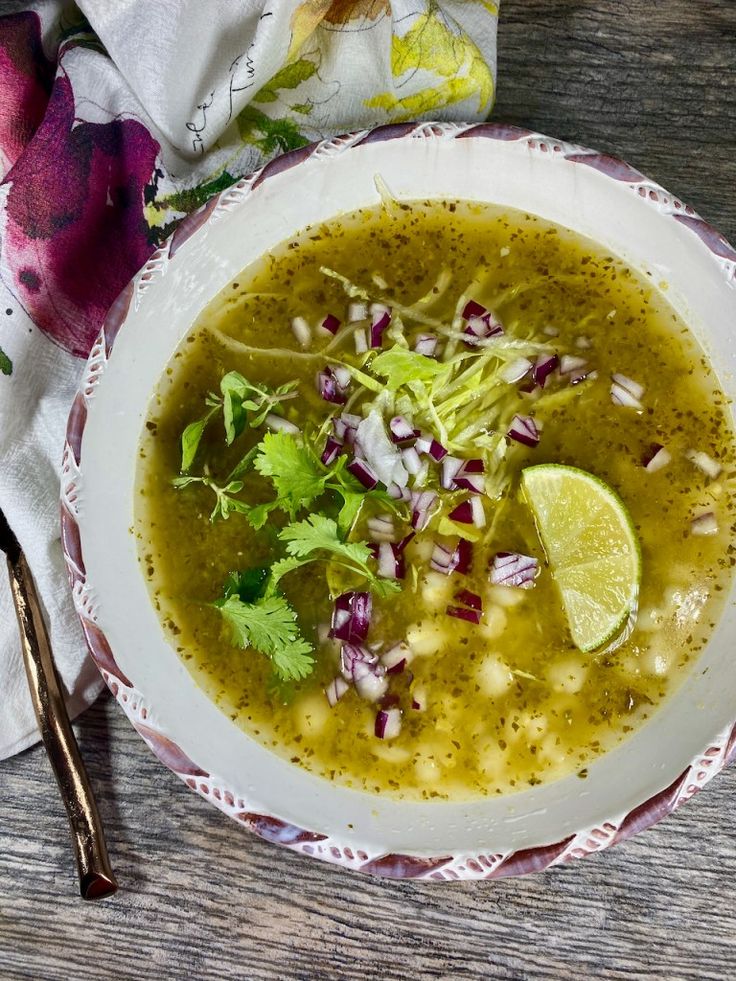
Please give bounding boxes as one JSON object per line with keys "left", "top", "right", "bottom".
{"left": 217, "top": 594, "right": 315, "bottom": 682}
{"left": 178, "top": 372, "right": 298, "bottom": 472}
{"left": 215, "top": 515, "right": 397, "bottom": 683}
{"left": 250, "top": 431, "right": 391, "bottom": 533}
{"left": 269, "top": 514, "right": 399, "bottom": 598}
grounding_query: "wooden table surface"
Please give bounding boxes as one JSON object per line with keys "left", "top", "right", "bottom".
{"left": 2, "top": 3, "right": 736, "bottom": 978}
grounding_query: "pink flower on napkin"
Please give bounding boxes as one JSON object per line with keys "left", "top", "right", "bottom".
{"left": 0, "top": 11, "right": 54, "bottom": 177}
{"left": 1, "top": 63, "right": 159, "bottom": 358}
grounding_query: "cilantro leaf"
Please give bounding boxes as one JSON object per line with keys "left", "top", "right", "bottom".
{"left": 276, "top": 515, "right": 399, "bottom": 597}
{"left": 245, "top": 500, "right": 278, "bottom": 530}
{"left": 180, "top": 402, "right": 220, "bottom": 472}
{"left": 254, "top": 432, "right": 327, "bottom": 516}
{"left": 268, "top": 555, "right": 309, "bottom": 592}
{"left": 217, "top": 594, "right": 314, "bottom": 681}
{"left": 335, "top": 489, "right": 365, "bottom": 534}
{"left": 279, "top": 514, "right": 373, "bottom": 571}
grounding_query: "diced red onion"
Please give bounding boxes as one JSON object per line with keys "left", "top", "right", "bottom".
{"left": 611, "top": 373, "right": 644, "bottom": 409}
{"left": 321, "top": 435, "right": 343, "bottom": 466}
{"left": 449, "top": 498, "right": 485, "bottom": 527}
{"left": 415, "top": 433, "right": 448, "bottom": 462}
{"left": 332, "top": 366, "right": 352, "bottom": 389}
{"left": 320, "top": 313, "right": 342, "bottom": 336}
{"left": 347, "top": 457, "right": 379, "bottom": 489}
{"left": 348, "top": 301, "right": 367, "bottom": 322}
{"left": 381, "top": 641, "right": 412, "bottom": 672}
{"left": 431, "top": 538, "right": 473, "bottom": 576}
{"left": 367, "top": 514, "right": 395, "bottom": 542}
{"left": 340, "top": 642, "right": 375, "bottom": 677}
{"left": 576, "top": 336, "right": 592, "bottom": 349}
{"left": 291, "top": 316, "right": 311, "bottom": 348}
{"left": 387, "top": 482, "right": 412, "bottom": 502}
{"left": 331, "top": 592, "right": 372, "bottom": 643}
{"left": 464, "top": 312, "right": 504, "bottom": 346}
{"left": 532, "top": 353, "right": 559, "bottom": 387}
{"left": 414, "top": 333, "right": 438, "bottom": 357}
{"left": 454, "top": 474, "right": 485, "bottom": 494}
{"left": 317, "top": 366, "right": 349, "bottom": 405}
{"left": 389, "top": 415, "right": 416, "bottom": 444}
{"left": 402, "top": 446, "right": 422, "bottom": 475}
{"left": 410, "top": 491, "right": 439, "bottom": 531}
{"left": 352, "top": 657, "right": 388, "bottom": 702}
{"left": 411, "top": 693, "right": 425, "bottom": 712}
{"left": 265, "top": 413, "right": 300, "bottom": 434}
{"left": 354, "top": 328, "right": 368, "bottom": 354}
{"left": 612, "top": 372, "right": 644, "bottom": 400}
{"left": 462, "top": 299, "right": 487, "bottom": 320}
{"left": 446, "top": 605, "right": 482, "bottom": 624}
{"left": 375, "top": 707, "right": 402, "bottom": 739}
{"left": 449, "top": 499, "right": 474, "bottom": 524}
{"left": 500, "top": 357, "right": 533, "bottom": 384}
{"left": 396, "top": 532, "right": 415, "bottom": 553}
{"left": 441, "top": 456, "right": 463, "bottom": 489}
{"left": 453, "top": 459, "right": 485, "bottom": 494}
{"left": 377, "top": 542, "right": 405, "bottom": 580}
{"left": 369, "top": 303, "right": 392, "bottom": 348}
{"left": 379, "top": 693, "right": 401, "bottom": 710}
{"left": 454, "top": 588, "right": 483, "bottom": 611}
{"left": 686, "top": 449, "right": 722, "bottom": 480}
{"left": 643, "top": 443, "right": 671, "bottom": 473}
{"left": 507, "top": 414, "right": 540, "bottom": 448}
{"left": 325, "top": 676, "right": 349, "bottom": 707}
{"left": 429, "top": 440, "right": 448, "bottom": 462}
{"left": 560, "top": 355, "right": 588, "bottom": 375}
{"left": 333, "top": 412, "right": 361, "bottom": 443}
{"left": 691, "top": 512, "right": 718, "bottom": 536}
{"left": 489, "top": 552, "right": 538, "bottom": 589}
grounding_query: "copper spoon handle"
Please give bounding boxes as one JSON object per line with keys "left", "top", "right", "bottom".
{"left": 6, "top": 551, "right": 117, "bottom": 899}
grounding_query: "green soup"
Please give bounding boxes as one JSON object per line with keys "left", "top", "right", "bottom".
{"left": 136, "top": 201, "right": 735, "bottom": 801}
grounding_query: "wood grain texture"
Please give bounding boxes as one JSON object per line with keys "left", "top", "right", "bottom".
{"left": 2, "top": 2, "right": 736, "bottom": 977}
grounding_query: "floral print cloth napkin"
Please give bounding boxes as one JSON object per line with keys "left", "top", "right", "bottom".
{"left": 0, "top": 0, "right": 499, "bottom": 759}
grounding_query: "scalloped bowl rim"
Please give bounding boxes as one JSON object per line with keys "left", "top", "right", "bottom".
{"left": 61, "top": 122, "right": 736, "bottom": 881}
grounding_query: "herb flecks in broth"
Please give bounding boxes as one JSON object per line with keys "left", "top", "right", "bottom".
{"left": 137, "top": 201, "right": 735, "bottom": 802}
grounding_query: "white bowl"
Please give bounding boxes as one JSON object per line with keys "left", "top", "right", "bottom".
{"left": 61, "top": 122, "right": 736, "bottom": 880}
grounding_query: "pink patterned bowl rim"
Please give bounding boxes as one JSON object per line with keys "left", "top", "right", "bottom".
{"left": 61, "top": 121, "right": 736, "bottom": 881}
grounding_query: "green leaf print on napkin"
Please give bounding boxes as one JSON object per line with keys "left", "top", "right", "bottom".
{"left": 254, "top": 59, "right": 317, "bottom": 104}
{"left": 366, "top": 12, "right": 494, "bottom": 119}
{"left": 236, "top": 57, "right": 318, "bottom": 153}
{"left": 0, "top": 347, "right": 12, "bottom": 376}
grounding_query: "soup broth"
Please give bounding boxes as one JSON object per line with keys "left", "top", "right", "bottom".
{"left": 136, "top": 201, "right": 735, "bottom": 801}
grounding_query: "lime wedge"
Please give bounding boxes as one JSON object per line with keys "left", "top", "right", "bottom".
{"left": 520, "top": 464, "right": 641, "bottom": 652}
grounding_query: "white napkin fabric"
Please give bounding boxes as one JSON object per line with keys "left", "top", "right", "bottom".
{"left": 0, "top": 0, "right": 498, "bottom": 759}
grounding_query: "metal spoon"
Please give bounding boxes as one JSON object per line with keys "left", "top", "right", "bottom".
{"left": 0, "top": 507, "right": 117, "bottom": 899}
